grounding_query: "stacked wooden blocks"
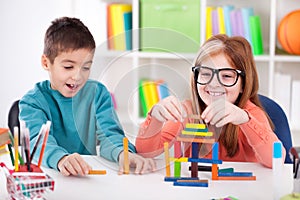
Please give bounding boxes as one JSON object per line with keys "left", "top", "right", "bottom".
{"left": 164, "top": 122, "right": 256, "bottom": 187}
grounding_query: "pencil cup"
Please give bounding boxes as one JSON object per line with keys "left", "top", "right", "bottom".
{"left": 1, "top": 163, "right": 55, "bottom": 200}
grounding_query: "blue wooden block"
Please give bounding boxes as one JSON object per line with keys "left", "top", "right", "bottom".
{"left": 164, "top": 177, "right": 199, "bottom": 182}
{"left": 173, "top": 181, "right": 208, "bottom": 187}
{"left": 218, "top": 172, "right": 253, "bottom": 177}
{"left": 188, "top": 158, "right": 222, "bottom": 164}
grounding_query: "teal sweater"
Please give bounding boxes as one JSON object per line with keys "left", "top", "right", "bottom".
{"left": 19, "top": 80, "right": 136, "bottom": 170}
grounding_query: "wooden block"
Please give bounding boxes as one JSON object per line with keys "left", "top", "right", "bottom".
{"left": 185, "top": 123, "right": 206, "bottom": 129}
{"left": 188, "top": 158, "right": 222, "bottom": 164}
{"left": 123, "top": 137, "right": 129, "bottom": 174}
{"left": 176, "top": 136, "right": 215, "bottom": 144}
{"left": 191, "top": 142, "right": 199, "bottom": 178}
{"left": 169, "top": 157, "right": 188, "bottom": 162}
{"left": 184, "top": 127, "right": 209, "bottom": 132}
{"left": 174, "top": 162, "right": 181, "bottom": 177}
{"left": 216, "top": 176, "right": 256, "bottom": 180}
{"left": 164, "top": 177, "right": 199, "bottom": 182}
{"left": 182, "top": 130, "right": 213, "bottom": 137}
{"left": 188, "top": 165, "right": 214, "bottom": 172}
{"left": 218, "top": 167, "right": 234, "bottom": 173}
{"left": 218, "top": 172, "right": 253, "bottom": 177}
{"left": 173, "top": 181, "right": 208, "bottom": 187}
{"left": 212, "top": 164, "right": 218, "bottom": 180}
{"left": 164, "top": 142, "right": 171, "bottom": 177}
{"left": 88, "top": 170, "right": 107, "bottom": 175}
{"left": 177, "top": 179, "right": 208, "bottom": 183}
{"left": 212, "top": 142, "right": 219, "bottom": 160}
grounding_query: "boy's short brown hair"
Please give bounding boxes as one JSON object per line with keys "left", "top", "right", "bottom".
{"left": 43, "top": 17, "right": 96, "bottom": 63}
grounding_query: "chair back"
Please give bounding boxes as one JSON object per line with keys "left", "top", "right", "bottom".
{"left": 258, "top": 94, "right": 293, "bottom": 163}
{"left": 7, "top": 100, "right": 20, "bottom": 144}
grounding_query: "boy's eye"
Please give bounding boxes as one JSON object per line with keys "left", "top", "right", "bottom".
{"left": 82, "top": 66, "right": 91, "bottom": 71}
{"left": 64, "top": 66, "right": 73, "bottom": 69}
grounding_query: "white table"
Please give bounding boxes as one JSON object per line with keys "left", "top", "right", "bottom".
{"left": 0, "top": 154, "right": 294, "bottom": 200}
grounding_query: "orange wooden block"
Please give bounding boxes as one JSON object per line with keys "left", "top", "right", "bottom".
{"left": 164, "top": 142, "right": 171, "bottom": 177}
{"left": 123, "top": 137, "right": 129, "bottom": 174}
{"left": 212, "top": 164, "right": 218, "bottom": 180}
{"left": 88, "top": 170, "right": 107, "bottom": 175}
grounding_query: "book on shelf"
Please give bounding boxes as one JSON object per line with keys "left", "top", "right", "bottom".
{"left": 206, "top": 5, "right": 263, "bottom": 55}
{"left": 139, "top": 79, "right": 170, "bottom": 117}
{"left": 107, "top": 3, "right": 132, "bottom": 51}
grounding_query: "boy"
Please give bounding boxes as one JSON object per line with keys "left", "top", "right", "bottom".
{"left": 19, "top": 17, "right": 156, "bottom": 176}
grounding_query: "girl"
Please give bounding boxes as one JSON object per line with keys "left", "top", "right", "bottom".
{"left": 135, "top": 34, "right": 285, "bottom": 168}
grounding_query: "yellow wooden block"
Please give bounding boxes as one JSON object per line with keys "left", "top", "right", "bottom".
{"left": 182, "top": 130, "right": 213, "bottom": 137}
{"left": 169, "top": 157, "right": 189, "bottom": 162}
{"left": 185, "top": 123, "right": 206, "bottom": 129}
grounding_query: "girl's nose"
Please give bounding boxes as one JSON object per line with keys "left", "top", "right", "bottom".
{"left": 209, "top": 73, "right": 221, "bottom": 87}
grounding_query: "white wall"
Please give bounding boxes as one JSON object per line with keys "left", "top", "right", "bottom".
{"left": 0, "top": 0, "right": 105, "bottom": 127}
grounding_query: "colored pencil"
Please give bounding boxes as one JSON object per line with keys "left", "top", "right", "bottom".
{"left": 14, "top": 127, "right": 19, "bottom": 171}
{"left": 7, "top": 143, "right": 14, "bottom": 166}
{"left": 8, "top": 131, "right": 24, "bottom": 165}
{"left": 30, "top": 124, "right": 46, "bottom": 163}
{"left": 38, "top": 121, "right": 51, "bottom": 167}
{"left": 24, "top": 128, "right": 31, "bottom": 171}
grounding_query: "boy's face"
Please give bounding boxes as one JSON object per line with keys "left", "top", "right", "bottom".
{"left": 41, "top": 48, "right": 94, "bottom": 98}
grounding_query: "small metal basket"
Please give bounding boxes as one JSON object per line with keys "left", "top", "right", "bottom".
{"left": 1, "top": 162, "right": 55, "bottom": 200}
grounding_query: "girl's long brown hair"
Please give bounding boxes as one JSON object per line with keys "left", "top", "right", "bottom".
{"left": 190, "top": 34, "right": 273, "bottom": 157}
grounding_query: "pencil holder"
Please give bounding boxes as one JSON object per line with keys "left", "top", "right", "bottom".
{"left": 0, "top": 162, "right": 55, "bottom": 200}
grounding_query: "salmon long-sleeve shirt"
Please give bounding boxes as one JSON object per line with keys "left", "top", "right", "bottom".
{"left": 135, "top": 100, "right": 286, "bottom": 168}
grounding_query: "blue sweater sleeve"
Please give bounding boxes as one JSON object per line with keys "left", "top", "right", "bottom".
{"left": 19, "top": 88, "right": 69, "bottom": 170}
{"left": 94, "top": 84, "right": 136, "bottom": 162}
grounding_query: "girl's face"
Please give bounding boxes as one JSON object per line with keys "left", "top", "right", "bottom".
{"left": 197, "top": 53, "right": 243, "bottom": 106}
{"left": 41, "top": 48, "right": 94, "bottom": 98}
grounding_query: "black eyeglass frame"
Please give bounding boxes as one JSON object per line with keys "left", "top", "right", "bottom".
{"left": 192, "top": 66, "right": 245, "bottom": 87}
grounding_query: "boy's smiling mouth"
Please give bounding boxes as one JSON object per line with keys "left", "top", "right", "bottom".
{"left": 66, "top": 83, "right": 79, "bottom": 90}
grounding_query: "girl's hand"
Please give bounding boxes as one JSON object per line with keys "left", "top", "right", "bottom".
{"left": 58, "top": 153, "right": 92, "bottom": 176}
{"left": 151, "top": 96, "right": 186, "bottom": 122}
{"left": 118, "top": 151, "right": 156, "bottom": 175}
{"left": 201, "top": 98, "right": 249, "bottom": 127}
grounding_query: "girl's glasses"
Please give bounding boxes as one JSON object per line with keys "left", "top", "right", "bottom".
{"left": 192, "top": 66, "right": 245, "bottom": 87}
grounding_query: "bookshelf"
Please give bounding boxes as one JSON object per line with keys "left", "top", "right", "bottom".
{"left": 92, "top": 0, "right": 300, "bottom": 135}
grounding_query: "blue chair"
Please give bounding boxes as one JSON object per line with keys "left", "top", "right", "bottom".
{"left": 258, "top": 94, "right": 293, "bottom": 163}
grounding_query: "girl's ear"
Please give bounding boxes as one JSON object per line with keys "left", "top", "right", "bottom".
{"left": 41, "top": 54, "right": 50, "bottom": 70}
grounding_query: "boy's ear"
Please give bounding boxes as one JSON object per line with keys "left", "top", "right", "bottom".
{"left": 41, "top": 54, "right": 50, "bottom": 70}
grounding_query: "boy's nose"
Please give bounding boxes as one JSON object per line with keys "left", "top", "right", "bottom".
{"left": 71, "top": 69, "right": 81, "bottom": 80}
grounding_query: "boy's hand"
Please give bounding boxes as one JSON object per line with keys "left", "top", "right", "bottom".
{"left": 118, "top": 151, "right": 156, "bottom": 175}
{"left": 57, "top": 153, "right": 92, "bottom": 176}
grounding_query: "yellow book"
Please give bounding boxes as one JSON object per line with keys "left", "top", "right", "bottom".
{"left": 109, "top": 4, "right": 132, "bottom": 51}
{"left": 143, "top": 80, "right": 159, "bottom": 112}
{"left": 206, "top": 6, "right": 213, "bottom": 40}
{"left": 217, "top": 7, "right": 226, "bottom": 34}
